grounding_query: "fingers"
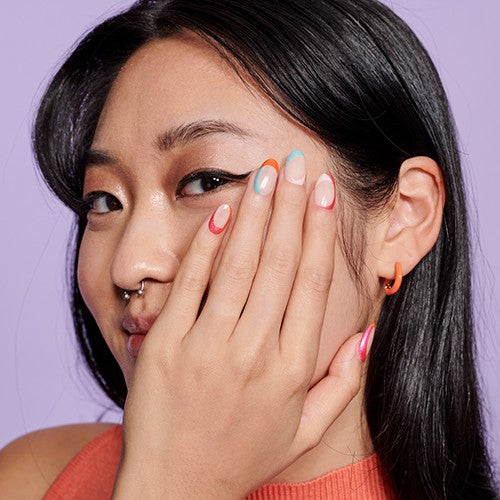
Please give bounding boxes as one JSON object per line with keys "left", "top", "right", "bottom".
{"left": 279, "top": 172, "right": 337, "bottom": 374}
{"left": 154, "top": 150, "right": 336, "bottom": 363}
{"left": 150, "top": 203, "right": 233, "bottom": 343}
{"left": 235, "top": 150, "right": 308, "bottom": 345}
{"left": 290, "top": 326, "right": 374, "bottom": 455}
{"left": 197, "top": 159, "right": 279, "bottom": 337}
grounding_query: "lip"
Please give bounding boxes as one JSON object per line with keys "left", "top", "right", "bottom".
{"left": 127, "top": 334, "right": 146, "bottom": 358}
{"left": 122, "top": 313, "right": 158, "bottom": 359}
{"left": 121, "top": 313, "right": 158, "bottom": 336}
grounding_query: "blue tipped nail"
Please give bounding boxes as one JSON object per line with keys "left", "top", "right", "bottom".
{"left": 285, "top": 149, "right": 304, "bottom": 166}
{"left": 284, "top": 149, "right": 306, "bottom": 185}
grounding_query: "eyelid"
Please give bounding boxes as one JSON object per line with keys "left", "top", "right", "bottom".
{"left": 82, "top": 190, "right": 108, "bottom": 206}
{"left": 81, "top": 190, "right": 121, "bottom": 214}
{"left": 175, "top": 168, "right": 253, "bottom": 198}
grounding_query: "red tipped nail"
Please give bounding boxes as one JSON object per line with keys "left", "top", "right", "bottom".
{"left": 314, "top": 172, "right": 336, "bottom": 210}
{"left": 208, "top": 203, "right": 232, "bottom": 234}
{"left": 358, "top": 323, "right": 375, "bottom": 362}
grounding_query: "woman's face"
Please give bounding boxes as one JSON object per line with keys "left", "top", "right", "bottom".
{"left": 78, "top": 33, "right": 375, "bottom": 388}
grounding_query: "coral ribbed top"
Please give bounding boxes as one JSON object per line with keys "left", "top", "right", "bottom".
{"left": 43, "top": 425, "right": 394, "bottom": 499}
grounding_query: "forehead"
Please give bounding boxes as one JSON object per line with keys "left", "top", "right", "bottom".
{"left": 93, "top": 33, "right": 285, "bottom": 144}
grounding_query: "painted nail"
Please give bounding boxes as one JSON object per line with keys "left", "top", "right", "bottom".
{"left": 208, "top": 203, "right": 232, "bottom": 234}
{"left": 358, "top": 323, "right": 375, "bottom": 362}
{"left": 254, "top": 159, "right": 279, "bottom": 196}
{"left": 314, "top": 173, "right": 336, "bottom": 209}
{"left": 284, "top": 150, "right": 306, "bottom": 185}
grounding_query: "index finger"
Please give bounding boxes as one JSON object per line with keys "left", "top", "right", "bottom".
{"left": 148, "top": 202, "right": 233, "bottom": 345}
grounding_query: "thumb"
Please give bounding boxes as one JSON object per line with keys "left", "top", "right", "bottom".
{"left": 292, "top": 323, "right": 375, "bottom": 455}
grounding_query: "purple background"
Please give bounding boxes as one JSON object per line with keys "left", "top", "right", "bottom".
{"left": 1, "top": 0, "right": 499, "bottom": 477}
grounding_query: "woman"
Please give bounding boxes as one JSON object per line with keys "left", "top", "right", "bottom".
{"left": 0, "top": 0, "right": 496, "bottom": 497}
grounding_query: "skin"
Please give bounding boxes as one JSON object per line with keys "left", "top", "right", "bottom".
{"left": 78, "top": 31, "right": 445, "bottom": 493}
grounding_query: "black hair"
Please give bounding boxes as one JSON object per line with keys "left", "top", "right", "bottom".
{"left": 33, "top": 0, "right": 497, "bottom": 497}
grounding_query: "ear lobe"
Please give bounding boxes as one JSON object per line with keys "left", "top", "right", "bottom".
{"left": 376, "top": 156, "right": 446, "bottom": 280}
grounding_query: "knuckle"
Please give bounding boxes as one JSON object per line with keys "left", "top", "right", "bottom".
{"left": 189, "top": 347, "right": 218, "bottom": 382}
{"left": 266, "top": 246, "right": 299, "bottom": 278}
{"left": 246, "top": 193, "right": 272, "bottom": 215}
{"left": 298, "top": 263, "right": 333, "bottom": 295}
{"left": 305, "top": 429, "right": 323, "bottom": 450}
{"left": 190, "top": 235, "right": 213, "bottom": 263}
{"left": 232, "top": 346, "right": 267, "bottom": 379}
{"left": 345, "top": 375, "right": 362, "bottom": 399}
{"left": 224, "top": 254, "right": 256, "bottom": 282}
{"left": 178, "top": 269, "right": 207, "bottom": 292}
{"left": 283, "top": 359, "right": 309, "bottom": 390}
{"left": 143, "top": 336, "right": 175, "bottom": 373}
{"left": 276, "top": 187, "right": 306, "bottom": 211}
{"left": 295, "top": 425, "right": 323, "bottom": 453}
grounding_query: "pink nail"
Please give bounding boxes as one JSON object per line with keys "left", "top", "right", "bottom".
{"left": 314, "top": 173, "right": 336, "bottom": 209}
{"left": 208, "top": 203, "right": 232, "bottom": 234}
{"left": 358, "top": 323, "right": 375, "bottom": 362}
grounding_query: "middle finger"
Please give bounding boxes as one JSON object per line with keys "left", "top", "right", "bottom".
{"left": 234, "top": 150, "right": 308, "bottom": 346}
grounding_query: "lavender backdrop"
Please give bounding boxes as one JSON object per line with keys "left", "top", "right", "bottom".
{"left": 1, "top": 0, "right": 499, "bottom": 476}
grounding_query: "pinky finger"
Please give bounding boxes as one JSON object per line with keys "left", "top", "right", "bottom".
{"left": 290, "top": 325, "right": 375, "bottom": 456}
{"left": 150, "top": 203, "right": 232, "bottom": 344}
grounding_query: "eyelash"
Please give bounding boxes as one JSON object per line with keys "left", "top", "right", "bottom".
{"left": 81, "top": 169, "right": 251, "bottom": 214}
{"left": 82, "top": 190, "right": 121, "bottom": 215}
{"left": 175, "top": 169, "right": 251, "bottom": 199}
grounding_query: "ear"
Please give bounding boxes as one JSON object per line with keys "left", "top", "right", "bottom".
{"left": 374, "top": 156, "right": 446, "bottom": 281}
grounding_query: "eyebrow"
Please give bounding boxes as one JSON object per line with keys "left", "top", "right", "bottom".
{"left": 85, "top": 119, "right": 253, "bottom": 167}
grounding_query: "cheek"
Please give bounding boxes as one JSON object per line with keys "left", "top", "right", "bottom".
{"left": 77, "top": 229, "right": 113, "bottom": 319}
{"left": 310, "top": 244, "right": 363, "bottom": 385}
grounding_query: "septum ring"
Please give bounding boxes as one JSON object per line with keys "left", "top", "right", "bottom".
{"left": 123, "top": 280, "right": 145, "bottom": 301}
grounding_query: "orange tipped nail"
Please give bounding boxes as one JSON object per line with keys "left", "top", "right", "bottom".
{"left": 261, "top": 158, "right": 279, "bottom": 173}
{"left": 254, "top": 159, "right": 279, "bottom": 196}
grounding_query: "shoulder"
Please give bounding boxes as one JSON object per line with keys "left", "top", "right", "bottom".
{"left": 0, "top": 422, "right": 117, "bottom": 499}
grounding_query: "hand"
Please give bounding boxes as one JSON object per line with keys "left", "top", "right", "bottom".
{"left": 112, "top": 156, "right": 370, "bottom": 499}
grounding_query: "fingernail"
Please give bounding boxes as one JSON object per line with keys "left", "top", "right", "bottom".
{"left": 208, "top": 203, "right": 232, "bottom": 234}
{"left": 284, "top": 150, "right": 306, "bottom": 185}
{"left": 254, "top": 159, "right": 279, "bottom": 196}
{"left": 358, "top": 323, "right": 375, "bottom": 362}
{"left": 314, "top": 173, "right": 336, "bottom": 209}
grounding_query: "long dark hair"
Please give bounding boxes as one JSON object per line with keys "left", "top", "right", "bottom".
{"left": 32, "top": 0, "right": 497, "bottom": 497}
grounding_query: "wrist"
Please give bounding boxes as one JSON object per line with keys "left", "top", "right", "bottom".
{"left": 111, "top": 463, "right": 240, "bottom": 500}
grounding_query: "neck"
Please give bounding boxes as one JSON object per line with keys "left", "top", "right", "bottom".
{"left": 267, "top": 389, "right": 373, "bottom": 484}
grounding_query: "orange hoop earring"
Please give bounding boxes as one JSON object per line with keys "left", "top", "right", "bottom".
{"left": 384, "top": 262, "right": 403, "bottom": 295}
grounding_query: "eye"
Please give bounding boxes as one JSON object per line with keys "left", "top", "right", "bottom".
{"left": 176, "top": 169, "right": 251, "bottom": 198}
{"left": 83, "top": 191, "right": 122, "bottom": 214}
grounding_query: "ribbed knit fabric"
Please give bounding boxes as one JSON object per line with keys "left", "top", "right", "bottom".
{"left": 43, "top": 424, "right": 394, "bottom": 499}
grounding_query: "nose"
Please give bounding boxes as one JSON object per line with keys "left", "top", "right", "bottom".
{"left": 110, "top": 201, "right": 181, "bottom": 294}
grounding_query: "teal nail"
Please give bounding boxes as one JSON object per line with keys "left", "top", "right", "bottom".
{"left": 285, "top": 149, "right": 304, "bottom": 166}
